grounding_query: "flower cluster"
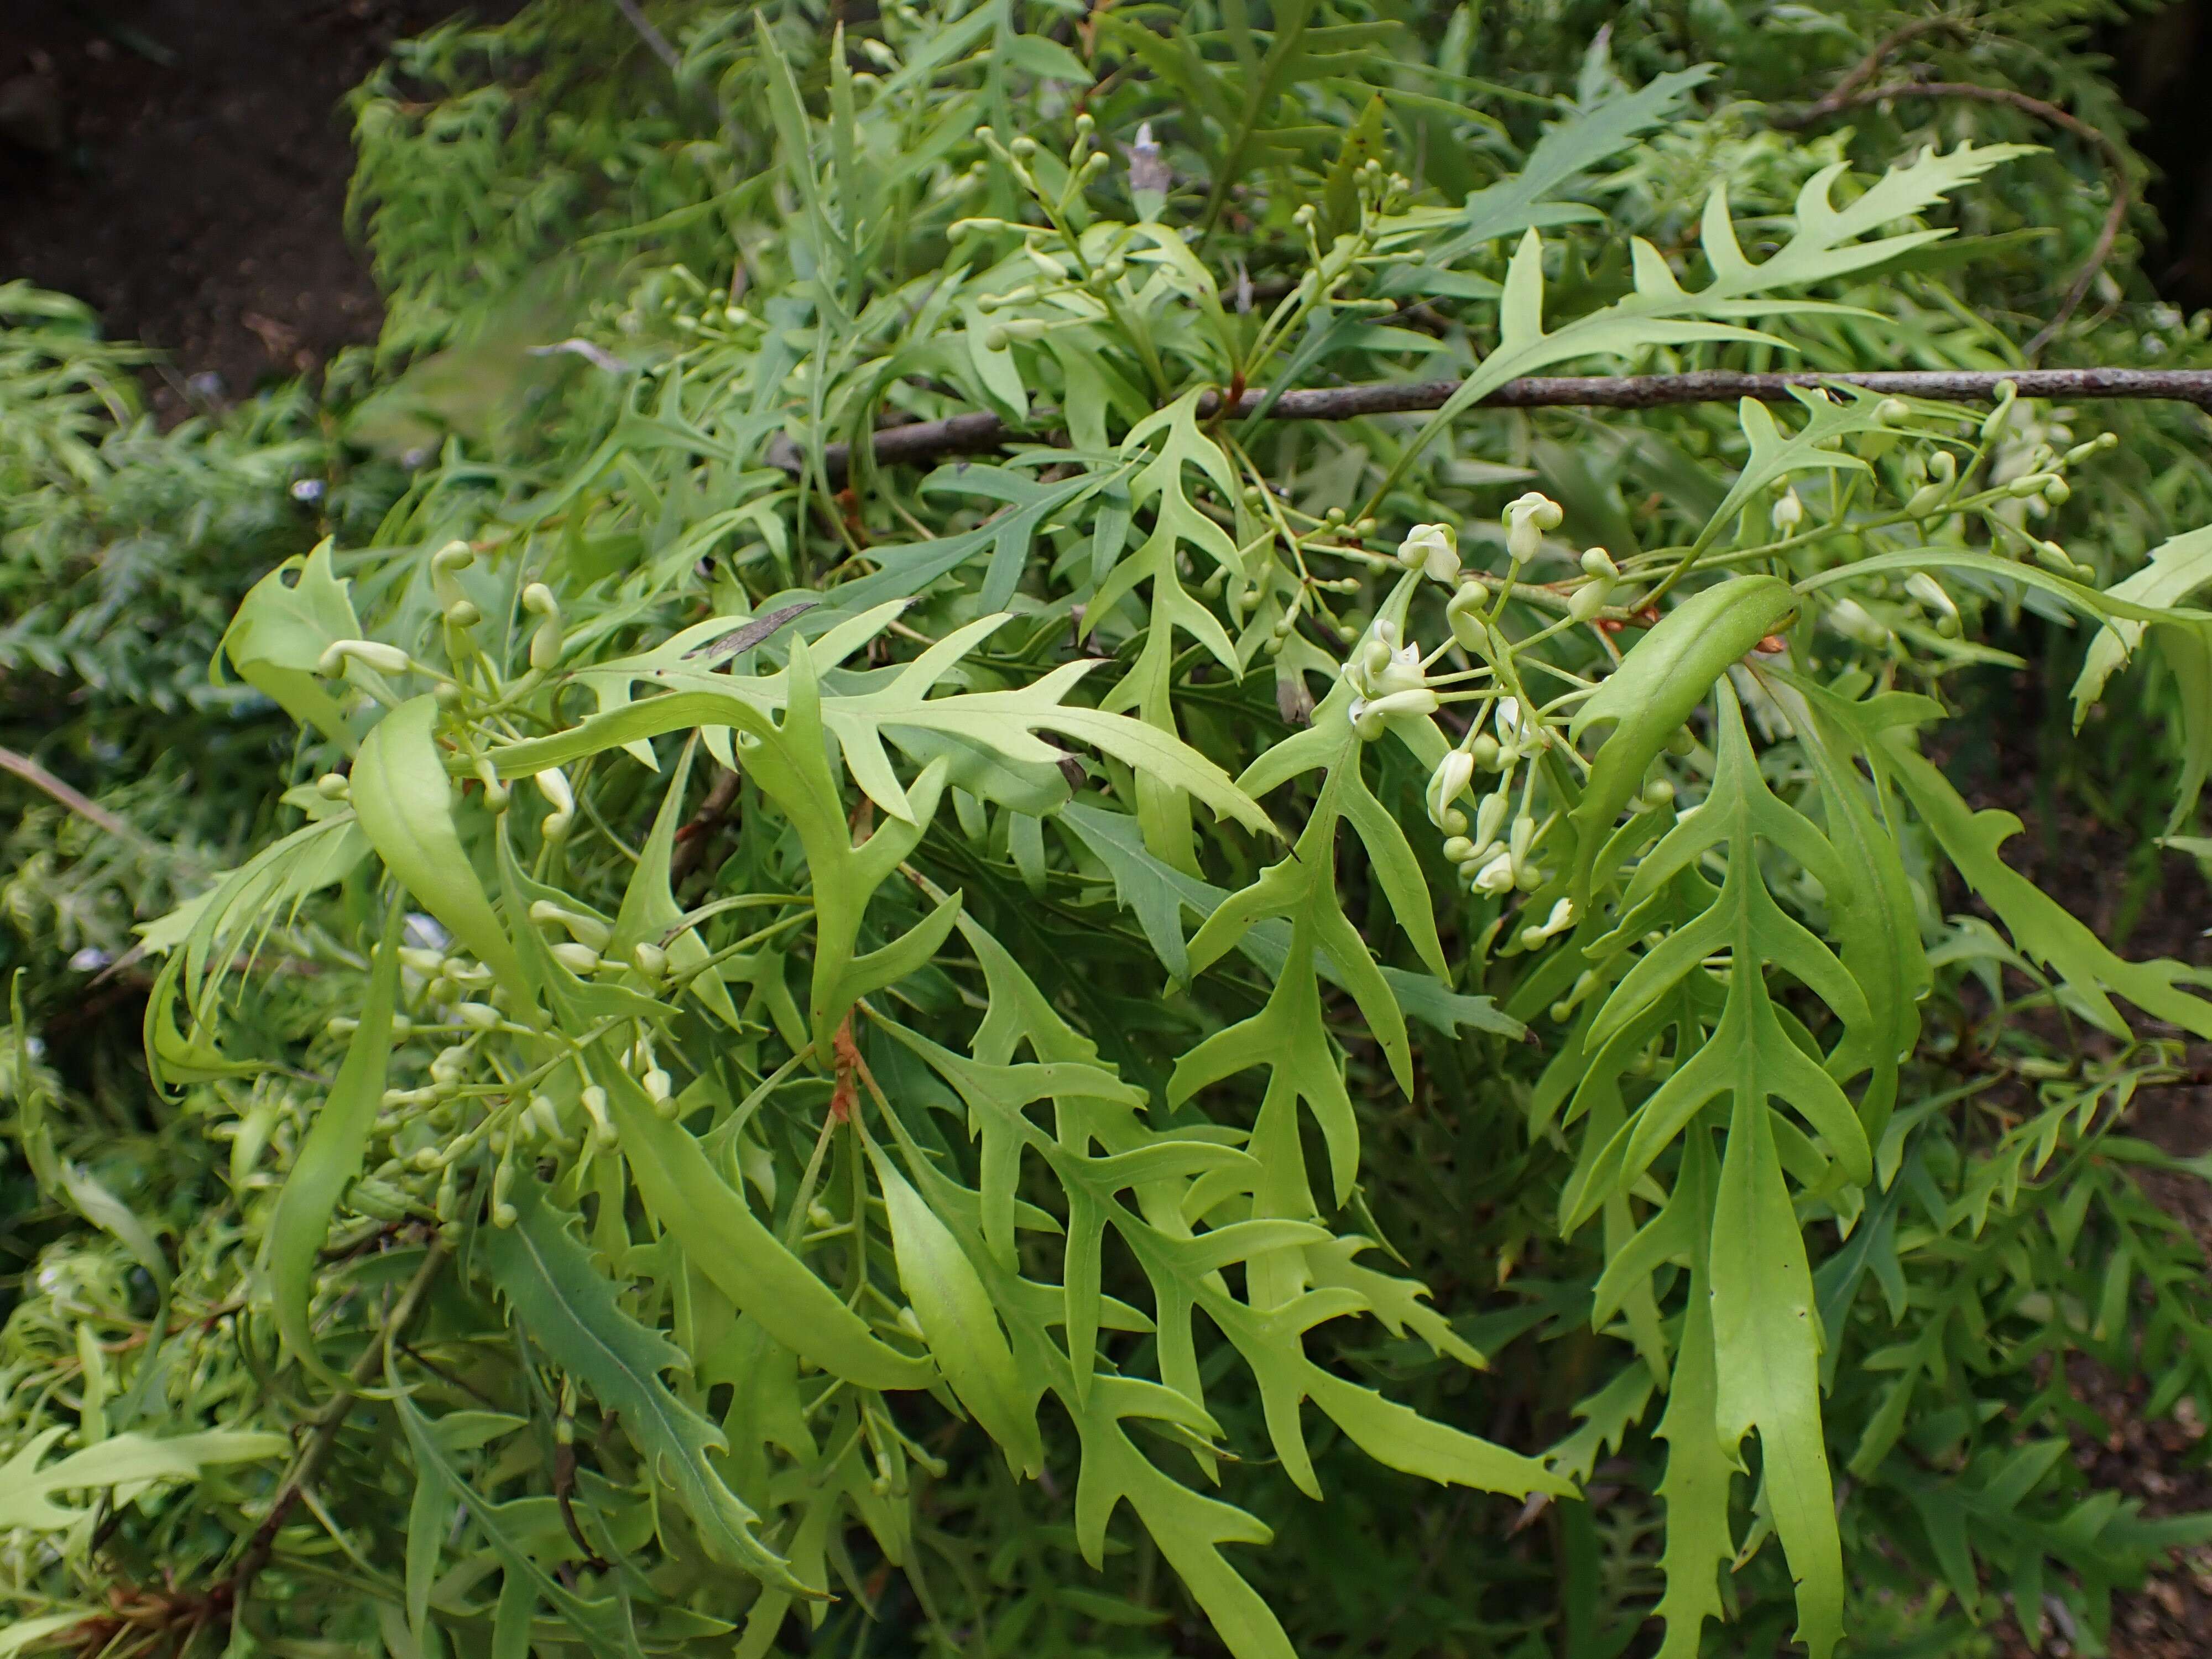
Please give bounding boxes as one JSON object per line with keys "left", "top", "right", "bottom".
{"left": 1341, "top": 617, "right": 1437, "bottom": 739}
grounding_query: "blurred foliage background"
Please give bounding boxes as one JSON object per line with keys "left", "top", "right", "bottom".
{"left": 9, "top": 3, "right": 2212, "bottom": 1657}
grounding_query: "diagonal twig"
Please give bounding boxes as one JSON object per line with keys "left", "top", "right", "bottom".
{"left": 0, "top": 743, "right": 163, "bottom": 852}
{"left": 770, "top": 368, "right": 2212, "bottom": 482}
{"left": 1780, "top": 16, "right": 1982, "bottom": 126}
{"left": 610, "top": 0, "right": 681, "bottom": 72}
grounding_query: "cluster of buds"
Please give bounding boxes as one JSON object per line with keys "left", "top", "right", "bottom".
{"left": 1435, "top": 493, "right": 1618, "bottom": 633}
{"left": 1342, "top": 618, "right": 1437, "bottom": 739}
{"left": 1450, "top": 805, "right": 1552, "bottom": 896}
{"left": 1428, "top": 698, "right": 1561, "bottom": 897}
{"left": 341, "top": 942, "right": 497, "bottom": 1027}
{"left": 527, "top": 899, "right": 672, "bottom": 994}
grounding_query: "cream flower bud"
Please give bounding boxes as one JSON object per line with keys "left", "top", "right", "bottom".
{"left": 1904, "top": 572, "right": 1959, "bottom": 634}
{"left": 1426, "top": 750, "right": 1475, "bottom": 826}
{"left": 1826, "top": 597, "right": 1891, "bottom": 649}
{"left": 1473, "top": 790, "right": 1508, "bottom": 849}
{"left": 2034, "top": 540, "right": 2090, "bottom": 580}
{"left": 430, "top": 540, "right": 474, "bottom": 609}
{"left": 317, "top": 639, "right": 411, "bottom": 678}
{"left": 1473, "top": 851, "right": 1518, "bottom": 894}
{"left": 529, "top": 900, "right": 609, "bottom": 950}
{"left": 534, "top": 768, "right": 576, "bottom": 841}
{"left": 1980, "top": 381, "right": 2017, "bottom": 441}
{"left": 1569, "top": 578, "right": 1613, "bottom": 622}
{"left": 1905, "top": 481, "right": 1950, "bottom": 517}
{"left": 1361, "top": 687, "right": 1441, "bottom": 723}
{"left": 551, "top": 942, "right": 602, "bottom": 975}
{"left": 1397, "top": 521, "right": 1460, "bottom": 583}
{"left": 579, "top": 1085, "right": 618, "bottom": 1149}
{"left": 522, "top": 582, "right": 564, "bottom": 671}
{"left": 1444, "top": 581, "right": 1493, "bottom": 656}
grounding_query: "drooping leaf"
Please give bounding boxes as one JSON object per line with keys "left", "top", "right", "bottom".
{"left": 480, "top": 1175, "right": 802, "bottom": 1588}
{"left": 265, "top": 904, "right": 405, "bottom": 1386}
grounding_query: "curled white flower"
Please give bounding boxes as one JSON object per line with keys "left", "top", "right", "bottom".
{"left": 1472, "top": 851, "right": 1517, "bottom": 894}
{"left": 1494, "top": 696, "right": 1533, "bottom": 744}
{"left": 1397, "top": 521, "right": 1460, "bottom": 583}
{"left": 1372, "top": 641, "right": 1427, "bottom": 696}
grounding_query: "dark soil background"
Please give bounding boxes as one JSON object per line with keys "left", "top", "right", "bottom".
{"left": 10, "top": 3, "right": 2212, "bottom": 1655}
{"left": 0, "top": 0, "right": 517, "bottom": 411}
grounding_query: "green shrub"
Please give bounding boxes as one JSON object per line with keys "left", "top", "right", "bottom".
{"left": 9, "top": 7, "right": 2212, "bottom": 1659}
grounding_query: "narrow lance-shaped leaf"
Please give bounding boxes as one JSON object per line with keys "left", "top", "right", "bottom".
{"left": 265, "top": 904, "right": 405, "bottom": 1387}
{"left": 865, "top": 1138, "right": 1045, "bottom": 1477}
{"left": 353, "top": 695, "right": 530, "bottom": 1004}
{"left": 479, "top": 1175, "right": 806, "bottom": 1590}
{"left": 594, "top": 1058, "right": 935, "bottom": 1391}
